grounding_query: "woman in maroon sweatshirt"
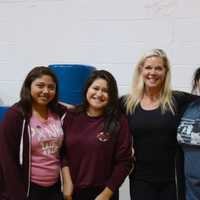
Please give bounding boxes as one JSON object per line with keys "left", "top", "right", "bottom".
{"left": 62, "top": 70, "right": 133, "bottom": 200}
{"left": 0, "top": 66, "right": 70, "bottom": 200}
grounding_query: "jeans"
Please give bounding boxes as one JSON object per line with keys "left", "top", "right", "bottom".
{"left": 183, "top": 146, "right": 200, "bottom": 200}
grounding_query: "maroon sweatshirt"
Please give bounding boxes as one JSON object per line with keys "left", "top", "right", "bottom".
{"left": 0, "top": 103, "right": 67, "bottom": 200}
{"left": 63, "top": 110, "right": 133, "bottom": 193}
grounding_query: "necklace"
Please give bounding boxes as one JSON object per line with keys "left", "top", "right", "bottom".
{"left": 86, "top": 111, "right": 102, "bottom": 117}
{"left": 140, "top": 98, "right": 160, "bottom": 110}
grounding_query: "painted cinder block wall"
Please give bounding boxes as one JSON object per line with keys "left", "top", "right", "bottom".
{"left": 1, "top": 0, "right": 200, "bottom": 199}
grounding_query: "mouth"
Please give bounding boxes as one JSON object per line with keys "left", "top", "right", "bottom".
{"left": 39, "top": 96, "right": 49, "bottom": 102}
{"left": 147, "top": 77, "right": 159, "bottom": 83}
{"left": 91, "top": 97, "right": 105, "bottom": 104}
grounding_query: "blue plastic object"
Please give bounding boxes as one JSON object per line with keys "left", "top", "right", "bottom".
{"left": 0, "top": 106, "right": 9, "bottom": 122}
{"left": 48, "top": 64, "right": 96, "bottom": 104}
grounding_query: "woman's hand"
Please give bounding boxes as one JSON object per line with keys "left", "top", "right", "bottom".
{"left": 62, "top": 166, "right": 73, "bottom": 200}
{"left": 95, "top": 193, "right": 109, "bottom": 200}
{"left": 63, "top": 182, "right": 73, "bottom": 200}
{"left": 95, "top": 187, "right": 113, "bottom": 200}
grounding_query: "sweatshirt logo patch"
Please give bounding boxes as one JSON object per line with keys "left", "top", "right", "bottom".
{"left": 96, "top": 132, "right": 110, "bottom": 142}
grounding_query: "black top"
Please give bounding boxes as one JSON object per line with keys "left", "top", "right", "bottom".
{"left": 122, "top": 91, "right": 198, "bottom": 182}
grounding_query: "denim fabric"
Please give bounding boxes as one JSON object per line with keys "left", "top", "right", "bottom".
{"left": 183, "top": 147, "right": 200, "bottom": 200}
{"left": 177, "top": 101, "right": 200, "bottom": 146}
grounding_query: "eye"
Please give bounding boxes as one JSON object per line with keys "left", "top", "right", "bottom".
{"left": 102, "top": 88, "right": 108, "bottom": 93}
{"left": 92, "top": 86, "right": 99, "bottom": 90}
{"left": 36, "top": 84, "right": 44, "bottom": 88}
{"left": 144, "top": 65, "right": 152, "bottom": 70}
{"left": 155, "top": 66, "right": 164, "bottom": 71}
{"left": 48, "top": 84, "right": 56, "bottom": 91}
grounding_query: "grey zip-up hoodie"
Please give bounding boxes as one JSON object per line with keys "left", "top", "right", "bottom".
{"left": 0, "top": 103, "right": 67, "bottom": 200}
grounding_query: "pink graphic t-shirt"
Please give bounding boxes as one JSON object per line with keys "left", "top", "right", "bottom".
{"left": 30, "top": 111, "right": 64, "bottom": 186}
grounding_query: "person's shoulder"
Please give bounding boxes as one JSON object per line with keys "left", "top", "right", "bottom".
{"left": 172, "top": 90, "right": 200, "bottom": 112}
{"left": 64, "top": 106, "right": 83, "bottom": 121}
{"left": 56, "top": 103, "right": 78, "bottom": 118}
{"left": 172, "top": 90, "right": 188, "bottom": 97}
{"left": 119, "top": 95, "right": 128, "bottom": 114}
{"left": 1, "top": 102, "right": 24, "bottom": 127}
{"left": 5, "top": 103, "right": 24, "bottom": 118}
{"left": 172, "top": 90, "right": 194, "bottom": 101}
{"left": 187, "top": 97, "right": 200, "bottom": 108}
{"left": 57, "top": 103, "right": 68, "bottom": 114}
{"left": 173, "top": 90, "right": 199, "bottom": 100}
{"left": 67, "top": 107, "right": 80, "bottom": 116}
{"left": 117, "top": 112, "right": 129, "bottom": 127}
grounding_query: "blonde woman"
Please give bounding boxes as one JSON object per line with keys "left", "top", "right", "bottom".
{"left": 122, "top": 49, "right": 197, "bottom": 200}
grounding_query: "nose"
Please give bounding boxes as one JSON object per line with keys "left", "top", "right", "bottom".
{"left": 43, "top": 87, "right": 49, "bottom": 94}
{"left": 96, "top": 90, "right": 103, "bottom": 96}
{"left": 149, "top": 68, "right": 156, "bottom": 74}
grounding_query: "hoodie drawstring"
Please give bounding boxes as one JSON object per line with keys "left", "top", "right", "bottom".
{"left": 61, "top": 112, "right": 67, "bottom": 126}
{"left": 19, "top": 119, "right": 26, "bottom": 166}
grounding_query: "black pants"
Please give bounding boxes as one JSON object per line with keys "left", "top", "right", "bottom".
{"left": 175, "top": 147, "right": 185, "bottom": 200}
{"left": 73, "top": 187, "right": 119, "bottom": 200}
{"left": 130, "top": 179, "right": 177, "bottom": 200}
{"left": 28, "top": 182, "right": 63, "bottom": 200}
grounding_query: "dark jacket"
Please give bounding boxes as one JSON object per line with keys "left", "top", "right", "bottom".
{"left": 0, "top": 103, "right": 67, "bottom": 200}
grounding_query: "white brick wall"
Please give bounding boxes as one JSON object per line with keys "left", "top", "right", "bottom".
{"left": 1, "top": 0, "right": 200, "bottom": 106}
{"left": 1, "top": 0, "right": 200, "bottom": 198}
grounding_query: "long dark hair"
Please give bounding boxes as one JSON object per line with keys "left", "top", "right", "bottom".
{"left": 19, "top": 66, "right": 59, "bottom": 117}
{"left": 76, "top": 70, "right": 121, "bottom": 136}
{"left": 191, "top": 67, "right": 200, "bottom": 94}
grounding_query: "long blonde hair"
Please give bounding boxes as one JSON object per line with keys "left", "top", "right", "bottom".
{"left": 125, "top": 49, "right": 175, "bottom": 114}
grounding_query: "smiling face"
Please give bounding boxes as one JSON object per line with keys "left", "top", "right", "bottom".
{"left": 86, "top": 78, "right": 109, "bottom": 116}
{"left": 140, "top": 56, "right": 167, "bottom": 92}
{"left": 30, "top": 75, "right": 56, "bottom": 108}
